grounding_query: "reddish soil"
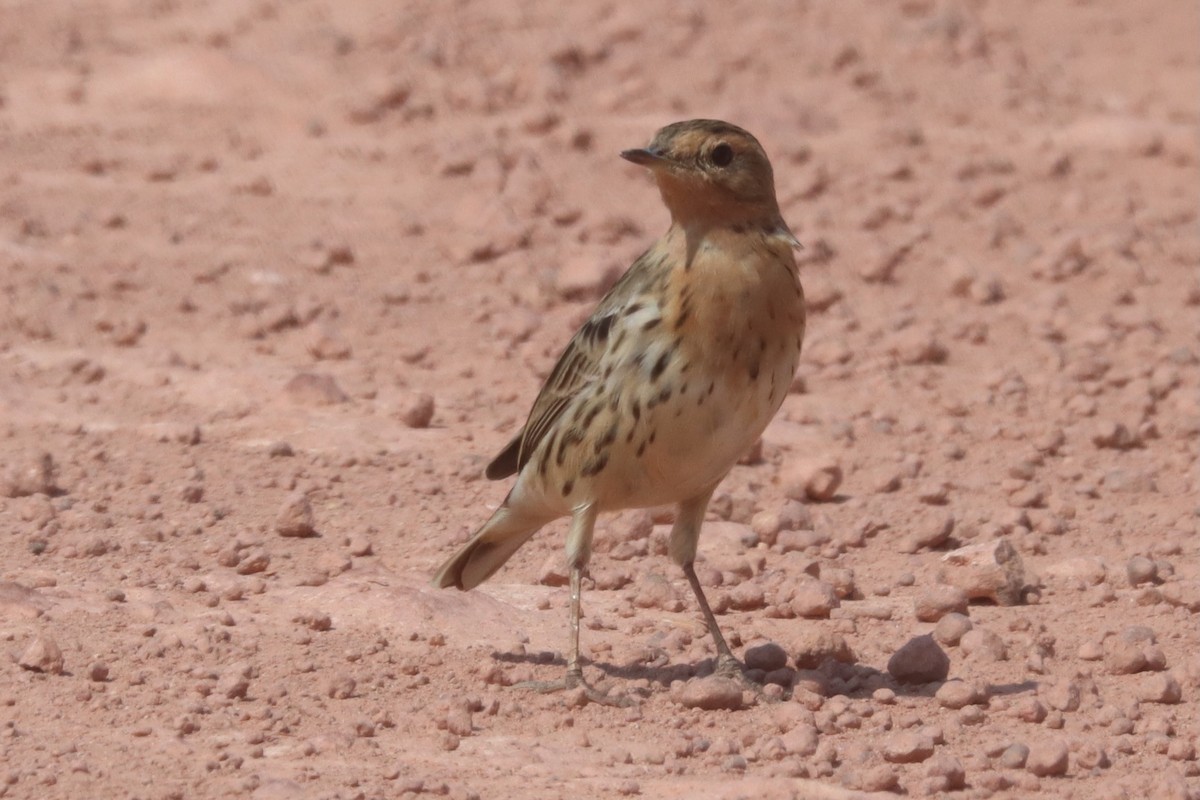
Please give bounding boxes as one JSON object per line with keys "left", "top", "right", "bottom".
{"left": 1, "top": 1, "right": 1199, "bottom": 798}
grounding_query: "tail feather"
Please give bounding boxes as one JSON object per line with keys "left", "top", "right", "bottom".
{"left": 432, "top": 505, "right": 544, "bottom": 591}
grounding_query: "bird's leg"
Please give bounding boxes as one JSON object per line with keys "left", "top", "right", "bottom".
{"left": 681, "top": 561, "right": 741, "bottom": 676}
{"left": 671, "top": 488, "right": 743, "bottom": 678}
{"left": 517, "top": 504, "right": 628, "bottom": 706}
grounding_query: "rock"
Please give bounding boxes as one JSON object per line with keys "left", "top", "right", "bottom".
{"left": 936, "top": 680, "right": 985, "bottom": 709}
{"left": 914, "top": 585, "right": 969, "bottom": 622}
{"left": 887, "top": 635, "right": 950, "bottom": 685}
{"left": 883, "top": 732, "right": 935, "bottom": 763}
{"left": 1000, "top": 743, "right": 1030, "bottom": 768}
{"left": 677, "top": 676, "right": 744, "bottom": 711}
{"left": 2, "top": 452, "right": 57, "bottom": 498}
{"left": 236, "top": 549, "right": 271, "bottom": 575}
{"left": 780, "top": 724, "right": 819, "bottom": 756}
{"left": 1025, "top": 739, "right": 1069, "bottom": 777}
{"left": 218, "top": 663, "right": 252, "bottom": 699}
{"left": 1104, "top": 635, "right": 1150, "bottom": 675}
{"left": 782, "top": 458, "right": 843, "bottom": 502}
{"left": 397, "top": 392, "right": 435, "bottom": 429}
{"left": 790, "top": 579, "right": 839, "bottom": 618}
{"left": 305, "top": 324, "right": 352, "bottom": 360}
{"left": 901, "top": 512, "right": 954, "bottom": 552}
{"left": 925, "top": 754, "right": 966, "bottom": 790}
{"left": 1040, "top": 679, "right": 1081, "bottom": 712}
{"left": 18, "top": 636, "right": 64, "bottom": 674}
{"left": 1126, "top": 556, "right": 1159, "bottom": 586}
{"left": 1042, "top": 556, "right": 1107, "bottom": 587}
{"left": 1091, "top": 421, "right": 1137, "bottom": 450}
{"left": 938, "top": 539, "right": 1025, "bottom": 605}
{"left": 744, "top": 642, "right": 788, "bottom": 672}
{"left": 1162, "top": 580, "right": 1200, "bottom": 612}
{"left": 275, "top": 492, "right": 317, "bottom": 537}
{"left": 1137, "top": 674, "right": 1182, "bottom": 704}
{"left": 960, "top": 628, "right": 1008, "bottom": 661}
{"left": 88, "top": 662, "right": 110, "bottom": 682}
{"left": 284, "top": 372, "right": 349, "bottom": 405}
{"left": 933, "top": 612, "right": 973, "bottom": 646}
{"left": 793, "top": 630, "right": 855, "bottom": 669}
{"left": 537, "top": 555, "right": 569, "bottom": 587}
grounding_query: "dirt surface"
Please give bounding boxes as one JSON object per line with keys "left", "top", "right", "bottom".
{"left": 2, "top": 1, "right": 1199, "bottom": 798}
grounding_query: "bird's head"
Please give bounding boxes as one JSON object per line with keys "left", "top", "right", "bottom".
{"left": 621, "top": 119, "right": 784, "bottom": 229}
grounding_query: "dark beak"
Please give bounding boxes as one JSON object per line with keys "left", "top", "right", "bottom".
{"left": 620, "top": 148, "right": 669, "bottom": 167}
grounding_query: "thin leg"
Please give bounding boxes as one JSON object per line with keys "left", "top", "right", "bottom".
{"left": 671, "top": 487, "right": 743, "bottom": 677}
{"left": 682, "top": 561, "right": 740, "bottom": 675}
{"left": 565, "top": 563, "right": 584, "bottom": 680}
{"left": 516, "top": 504, "right": 629, "bottom": 705}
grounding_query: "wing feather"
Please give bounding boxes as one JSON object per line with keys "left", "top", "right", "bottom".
{"left": 484, "top": 246, "right": 667, "bottom": 480}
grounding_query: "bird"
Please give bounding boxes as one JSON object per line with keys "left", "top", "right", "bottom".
{"left": 433, "top": 119, "right": 805, "bottom": 703}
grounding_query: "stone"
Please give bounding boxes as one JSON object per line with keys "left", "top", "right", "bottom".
{"left": 1162, "top": 580, "right": 1200, "bottom": 612}
{"left": 1025, "top": 739, "right": 1069, "bottom": 777}
{"left": 1, "top": 452, "right": 57, "bottom": 498}
{"left": 744, "top": 642, "right": 788, "bottom": 672}
{"left": 914, "top": 585, "right": 969, "bottom": 622}
{"left": 960, "top": 628, "right": 1008, "bottom": 661}
{"left": 790, "top": 579, "right": 839, "bottom": 618}
{"left": 397, "top": 392, "right": 435, "bottom": 429}
{"left": 1000, "top": 743, "right": 1030, "bottom": 769}
{"left": 1126, "top": 556, "right": 1158, "bottom": 586}
{"left": 782, "top": 458, "right": 843, "bottom": 502}
{"left": 883, "top": 732, "right": 935, "bottom": 763}
{"left": 677, "top": 676, "right": 744, "bottom": 711}
{"left": 284, "top": 372, "right": 349, "bottom": 405}
{"left": 793, "top": 630, "right": 854, "bottom": 669}
{"left": 936, "top": 680, "right": 985, "bottom": 709}
{"left": 1040, "top": 679, "right": 1081, "bottom": 712}
{"left": 1137, "top": 674, "right": 1182, "bottom": 704}
{"left": 901, "top": 512, "right": 955, "bottom": 553}
{"left": 275, "top": 492, "right": 317, "bottom": 537}
{"left": 18, "top": 636, "right": 64, "bottom": 674}
{"left": 938, "top": 538, "right": 1025, "bottom": 605}
{"left": 887, "top": 635, "right": 950, "bottom": 685}
{"left": 933, "top": 612, "right": 973, "bottom": 646}
{"left": 925, "top": 754, "right": 966, "bottom": 790}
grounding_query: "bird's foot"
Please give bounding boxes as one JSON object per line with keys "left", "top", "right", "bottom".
{"left": 516, "top": 668, "right": 633, "bottom": 707}
{"left": 712, "top": 654, "right": 782, "bottom": 703}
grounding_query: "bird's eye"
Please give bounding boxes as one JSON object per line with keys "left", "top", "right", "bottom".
{"left": 710, "top": 143, "right": 734, "bottom": 167}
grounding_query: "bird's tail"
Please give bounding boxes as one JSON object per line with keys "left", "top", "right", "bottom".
{"left": 432, "top": 503, "right": 547, "bottom": 591}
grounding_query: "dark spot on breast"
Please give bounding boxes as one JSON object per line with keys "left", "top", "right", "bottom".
{"left": 561, "top": 479, "right": 574, "bottom": 496}
{"left": 642, "top": 317, "right": 662, "bottom": 331}
{"left": 749, "top": 362, "right": 760, "bottom": 380}
{"left": 631, "top": 399, "right": 641, "bottom": 420}
{"left": 759, "top": 337, "right": 767, "bottom": 352}
{"left": 582, "top": 452, "right": 608, "bottom": 477}
{"left": 657, "top": 386, "right": 672, "bottom": 405}
{"left": 556, "top": 429, "right": 584, "bottom": 466}
{"left": 707, "top": 381, "right": 716, "bottom": 395}
{"left": 674, "top": 305, "right": 691, "bottom": 331}
{"left": 650, "top": 350, "right": 672, "bottom": 382}
{"left": 680, "top": 382, "right": 689, "bottom": 395}
{"left": 581, "top": 403, "right": 603, "bottom": 430}
{"left": 595, "top": 422, "right": 618, "bottom": 453}
{"left": 626, "top": 302, "right": 643, "bottom": 315}
{"left": 636, "top": 440, "right": 647, "bottom": 457}
{"left": 648, "top": 429, "right": 657, "bottom": 444}
{"left": 730, "top": 222, "right": 747, "bottom": 233}
{"left": 609, "top": 391, "right": 620, "bottom": 411}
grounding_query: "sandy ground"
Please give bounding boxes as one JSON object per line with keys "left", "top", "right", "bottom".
{"left": 1, "top": 1, "right": 1199, "bottom": 798}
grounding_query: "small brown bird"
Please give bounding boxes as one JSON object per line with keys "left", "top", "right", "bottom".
{"left": 434, "top": 119, "right": 805, "bottom": 701}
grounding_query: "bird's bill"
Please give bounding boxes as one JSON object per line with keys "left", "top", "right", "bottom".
{"left": 620, "top": 148, "right": 670, "bottom": 167}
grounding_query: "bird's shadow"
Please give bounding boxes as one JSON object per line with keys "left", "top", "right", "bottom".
{"left": 490, "top": 649, "right": 1040, "bottom": 701}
